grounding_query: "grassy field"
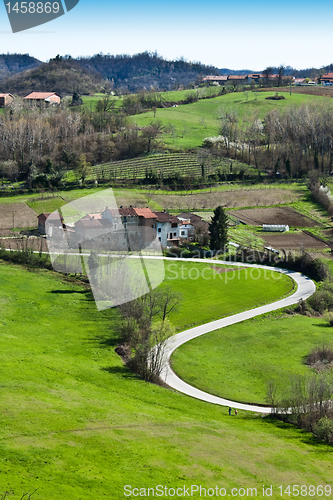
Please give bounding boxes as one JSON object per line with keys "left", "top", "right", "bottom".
{"left": 171, "top": 315, "right": 333, "bottom": 406}
{"left": 80, "top": 87, "right": 222, "bottom": 112}
{"left": 129, "top": 91, "right": 329, "bottom": 149}
{"left": 163, "top": 261, "right": 294, "bottom": 331}
{"left": 0, "top": 261, "right": 332, "bottom": 499}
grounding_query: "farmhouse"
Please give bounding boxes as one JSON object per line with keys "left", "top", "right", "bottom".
{"left": 202, "top": 75, "right": 228, "bottom": 84}
{"left": 72, "top": 206, "right": 158, "bottom": 250}
{"left": 153, "top": 211, "right": 181, "bottom": 248}
{"left": 0, "top": 93, "right": 14, "bottom": 108}
{"left": 24, "top": 92, "right": 61, "bottom": 103}
{"left": 38, "top": 212, "right": 64, "bottom": 234}
{"left": 320, "top": 73, "right": 333, "bottom": 85}
{"left": 177, "top": 212, "right": 209, "bottom": 241}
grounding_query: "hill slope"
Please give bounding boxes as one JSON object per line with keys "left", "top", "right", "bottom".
{"left": 1, "top": 58, "right": 103, "bottom": 96}
{"left": 0, "top": 53, "right": 41, "bottom": 80}
{"left": 76, "top": 51, "right": 220, "bottom": 92}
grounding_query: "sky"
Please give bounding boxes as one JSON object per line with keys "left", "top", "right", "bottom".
{"left": 0, "top": 0, "right": 333, "bottom": 70}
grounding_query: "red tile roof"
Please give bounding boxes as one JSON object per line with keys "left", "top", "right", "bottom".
{"left": 228, "top": 75, "right": 247, "bottom": 80}
{"left": 321, "top": 73, "right": 333, "bottom": 81}
{"left": 24, "top": 92, "right": 60, "bottom": 100}
{"left": 81, "top": 213, "right": 103, "bottom": 220}
{"left": 38, "top": 212, "right": 64, "bottom": 222}
{"left": 134, "top": 208, "right": 156, "bottom": 219}
{"left": 154, "top": 211, "right": 180, "bottom": 224}
{"left": 118, "top": 207, "right": 137, "bottom": 216}
{"left": 75, "top": 219, "right": 103, "bottom": 228}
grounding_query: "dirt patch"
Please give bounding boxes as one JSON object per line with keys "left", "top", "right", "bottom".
{"left": 259, "top": 232, "right": 329, "bottom": 250}
{"left": 151, "top": 188, "right": 302, "bottom": 211}
{"left": 0, "top": 237, "right": 48, "bottom": 252}
{"left": 0, "top": 203, "right": 38, "bottom": 229}
{"left": 229, "top": 207, "right": 318, "bottom": 227}
{"left": 260, "top": 86, "right": 333, "bottom": 98}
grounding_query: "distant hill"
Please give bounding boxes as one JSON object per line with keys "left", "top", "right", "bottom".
{"left": 75, "top": 51, "right": 221, "bottom": 92}
{"left": 0, "top": 58, "right": 103, "bottom": 96}
{"left": 218, "top": 68, "right": 255, "bottom": 75}
{"left": 0, "top": 53, "right": 41, "bottom": 79}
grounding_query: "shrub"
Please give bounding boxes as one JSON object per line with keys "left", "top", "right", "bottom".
{"left": 307, "top": 343, "right": 333, "bottom": 366}
{"left": 314, "top": 416, "right": 333, "bottom": 445}
{"left": 307, "top": 281, "right": 333, "bottom": 313}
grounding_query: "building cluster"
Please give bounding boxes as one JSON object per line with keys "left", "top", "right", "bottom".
{"left": 0, "top": 92, "right": 61, "bottom": 108}
{"left": 37, "top": 208, "right": 209, "bottom": 250}
{"left": 203, "top": 73, "right": 333, "bottom": 86}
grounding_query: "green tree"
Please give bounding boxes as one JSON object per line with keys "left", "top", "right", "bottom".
{"left": 75, "top": 154, "right": 91, "bottom": 183}
{"left": 209, "top": 205, "right": 228, "bottom": 251}
{"left": 70, "top": 91, "right": 83, "bottom": 107}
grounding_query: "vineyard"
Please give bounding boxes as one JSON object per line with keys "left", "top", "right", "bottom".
{"left": 90, "top": 153, "right": 256, "bottom": 182}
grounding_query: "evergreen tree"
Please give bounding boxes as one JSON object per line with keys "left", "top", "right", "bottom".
{"left": 209, "top": 206, "right": 228, "bottom": 251}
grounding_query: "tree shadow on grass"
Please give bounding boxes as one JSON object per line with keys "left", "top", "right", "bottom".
{"left": 263, "top": 415, "right": 333, "bottom": 451}
{"left": 49, "top": 289, "right": 89, "bottom": 294}
{"left": 101, "top": 365, "right": 139, "bottom": 380}
{"left": 93, "top": 334, "right": 120, "bottom": 348}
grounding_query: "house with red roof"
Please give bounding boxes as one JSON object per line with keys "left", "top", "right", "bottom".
{"left": 320, "top": 73, "right": 333, "bottom": 85}
{"left": 24, "top": 92, "right": 61, "bottom": 103}
{"left": 37, "top": 212, "right": 64, "bottom": 234}
{"left": 153, "top": 211, "right": 181, "bottom": 248}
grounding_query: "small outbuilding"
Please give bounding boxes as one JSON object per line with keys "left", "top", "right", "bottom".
{"left": 263, "top": 224, "right": 289, "bottom": 232}
{"left": 0, "top": 93, "right": 14, "bottom": 108}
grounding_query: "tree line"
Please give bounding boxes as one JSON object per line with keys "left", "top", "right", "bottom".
{"left": 204, "top": 101, "right": 333, "bottom": 177}
{"left": 0, "top": 104, "right": 164, "bottom": 188}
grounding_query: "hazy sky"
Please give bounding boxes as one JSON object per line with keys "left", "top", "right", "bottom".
{"left": 0, "top": 0, "right": 332, "bottom": 70}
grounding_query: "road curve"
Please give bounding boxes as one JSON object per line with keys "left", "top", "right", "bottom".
{"left": 158, "top": 259, "right": 316, "bottom": 414}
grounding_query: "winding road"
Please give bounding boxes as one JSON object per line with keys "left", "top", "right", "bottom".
{"left": 158, "top": 258, "right": 316, "bottom": 414}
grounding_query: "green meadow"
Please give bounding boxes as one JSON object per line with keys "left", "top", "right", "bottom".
{"left": 172, "top": 314, "right": 333, "bottom": 405}
{"left": 163, "top": 261, "right": 294, "bottom": 331}
{"left": 0, "top": 260, "right": 331, "bottom": 499}
{"left": 129, "top": 91, "right": 329, "bottom": 149}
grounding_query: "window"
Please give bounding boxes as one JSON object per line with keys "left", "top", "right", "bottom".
{"left": 173, "top": 232, "right": 176, "bottom": 237}
{"left": 158, "top": 237, "right": 161, "bottom": 242}
{"left": 158, "top": 228, "right": 161, "bottom": 232}
{"left": 181, "top": 231, "right": 186, "bottom": 236}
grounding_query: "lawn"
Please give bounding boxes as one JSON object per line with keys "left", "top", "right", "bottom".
{"left": 171, "top": 315, "right": 333, "bottom": 405}
{"left": 0, "top": 261, "right": 331, "bottom": 499}
{"left": 129, "top": 91, "right": 328, "bottom": 149}
{"left": 163, "top": 261, "right": 294, "bottom": 331}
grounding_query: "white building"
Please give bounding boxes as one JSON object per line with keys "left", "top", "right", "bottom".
{"left": 154, "top": 211, "right": 181, "bottom": 248}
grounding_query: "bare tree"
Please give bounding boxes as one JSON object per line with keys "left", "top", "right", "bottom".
{"left": 118, "top": 287, "right": 182, "bottom": 381}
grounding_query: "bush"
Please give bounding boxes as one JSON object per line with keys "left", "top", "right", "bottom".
{"left": 307, "top": 343, "right": 333, "bottom": 366}
{"left": 307, "top": 281, "right": 333, "bottom": 313}
{"left": 314, "top": 416, "right": 333, "bottom": 445}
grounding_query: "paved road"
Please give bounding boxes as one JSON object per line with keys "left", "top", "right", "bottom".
{"left": 158, "top": 260, "right": 316, "bottom": 414}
